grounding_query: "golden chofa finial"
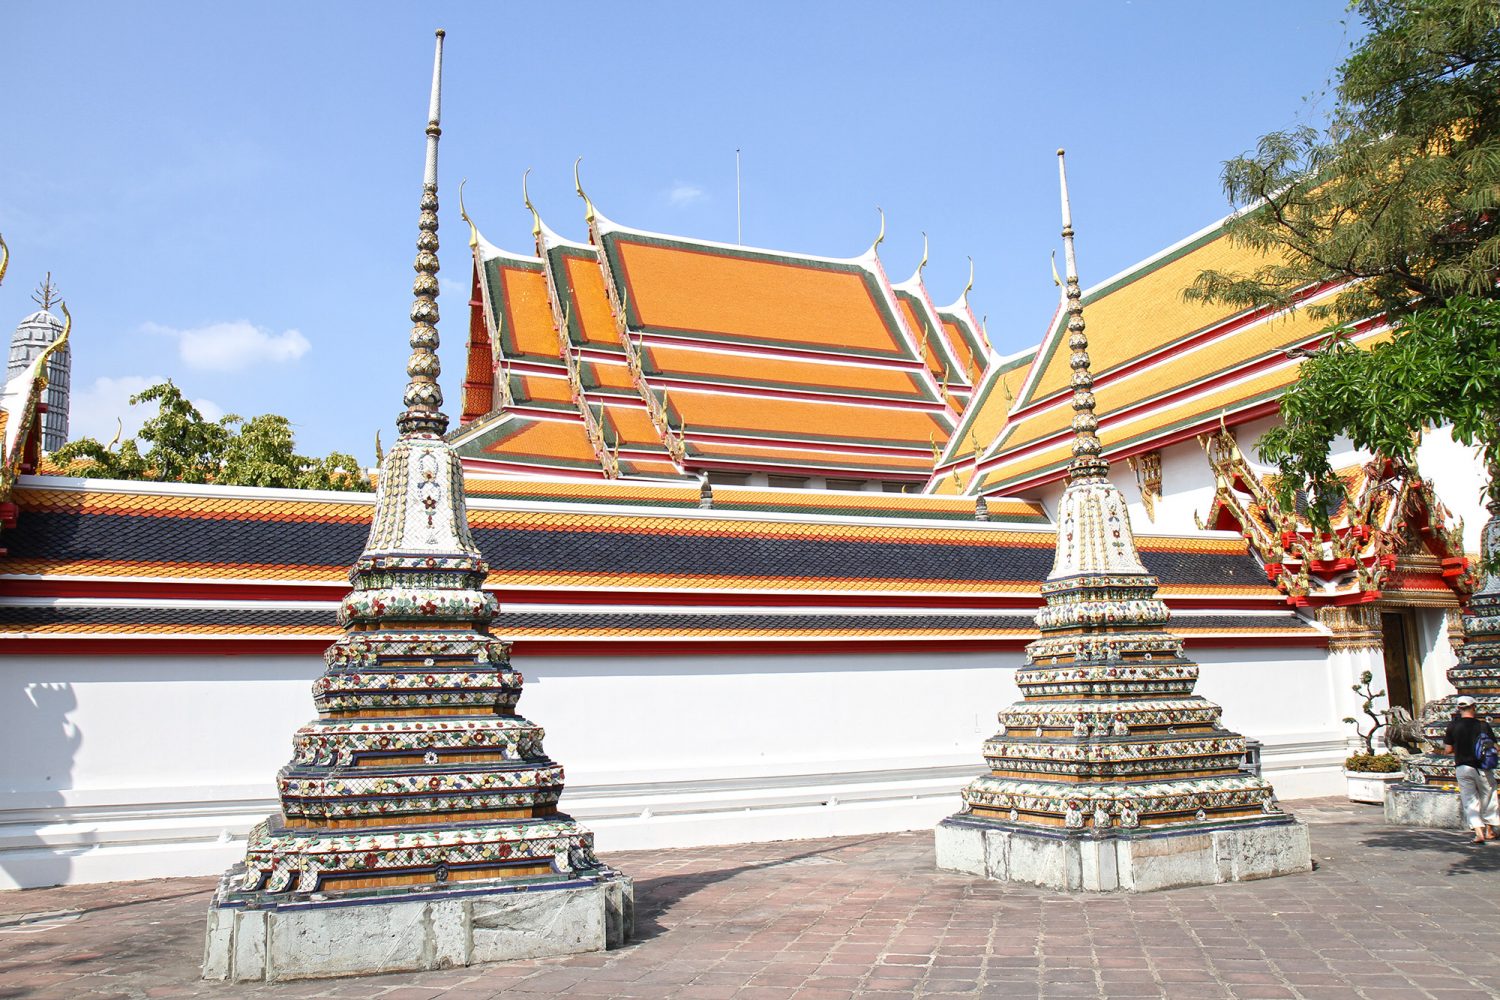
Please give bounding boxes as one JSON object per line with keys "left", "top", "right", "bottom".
{"left": 963, "top": 256, "right": 974, "bottom": 298}
{"left": 0, "top": 233, "right": 8, "bottom": 288}
{"left": 458, "top": 178, "right": 478, "bottom": 249}
{"left": 870, "top": 207, "right": 885, "bottom": 252}
{"left": 522, "top": 167, "right": 542, "bottom": 238}
{"left": 917, "top": 232, "right": 929, "bottom": 275}
{"left": 573, "top": 157, "right": 595, "bottom": 224}
{"left": 37, "top": 302, "right": 71, "bottom": 386}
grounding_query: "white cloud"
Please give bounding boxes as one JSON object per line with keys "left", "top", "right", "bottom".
{"left": 667, "top": 182, "right": 706, "bottom": 208}
{"left": 440, "top": 277, "right": 467, "bottom": 298}
{"left": 143, "top": 320, "right": 310, "bottom": 371}
{"left": 68, "top": 375, "right": 223, "bottom": 443}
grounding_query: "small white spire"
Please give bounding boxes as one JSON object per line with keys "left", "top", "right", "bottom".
{"left": 1057, "top": 149, "right": 1078, "bottom": 284}
{"left": 423, "top": 30, "right": 445, "bottom": 189}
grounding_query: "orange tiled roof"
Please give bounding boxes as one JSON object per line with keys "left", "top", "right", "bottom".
{"left": 478, "top": 251, "right": 562, "bottom": 365}
{"left": 639, "top": 342, "right": 932, "bottom": 401}
{"left": 685, "top": 439, "right": 936, "bottom": 476}
{"left": 559, "top": 250, "right": 620, "bottom": 350}
{"left": 605, "top": 235, "right": 913, "bottom": 359}
{"left": 468, "top": 414, "right": 604, "bottom": 471}
{"left": 666, "top": 390, "right": 948, "bottom": 447}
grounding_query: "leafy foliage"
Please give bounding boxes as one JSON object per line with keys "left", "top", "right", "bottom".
{"left": 1186, "top": 0, "right": 1500, "bottom": 529}
{"left": 1344, "top": 751, "right": 1403, "bottom": 773}
{"left": 1187, "top": 0, "right": 1500, "bottom": 323}
{"left": 1257, "top": 296, "right": 1500, "bottom": 521}
{"left": 51, "top": 380, "right": 371, "bottom": 492}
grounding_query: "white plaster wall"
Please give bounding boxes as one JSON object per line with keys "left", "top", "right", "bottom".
{"left": 1193, "top": 645, "right": 1346, "bottom": 799}
{"left": 1, "top": 655, "right": 320, "bottom": 806}
{"left": 1414, "top": 608, "right": 1458, "bottom": 707}
{"left": 1415, "top": 425, "right": 1489, "bottom": 553}
{"left": 519, "top": 650, "right": 1014, "bottom": 787}
{"left": 0, "top": 643, "right": 1346, "bottom": 890}
{"left": 1117, "top": 436, "right": 1226, "bottom": 532}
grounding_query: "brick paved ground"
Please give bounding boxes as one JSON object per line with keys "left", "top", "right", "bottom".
{"left": 2, "top": 798, "right": 1499, "bottom": 1000}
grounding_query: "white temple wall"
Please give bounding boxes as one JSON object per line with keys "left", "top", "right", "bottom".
{"left": 0, "top": 643, "right": 1346, "bottom": 890}
{"left": 1415, "top": 609, "right": 1458, "bottom": 706}
{"left": 1414, "top": 425, "right": 1488, "bottom": 554}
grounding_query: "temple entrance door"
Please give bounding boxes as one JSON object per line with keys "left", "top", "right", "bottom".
{"left": 1379, "top": 610, "right": 1425, "bottom": 715}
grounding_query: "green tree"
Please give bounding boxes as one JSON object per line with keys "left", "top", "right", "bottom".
{"left": 1185, "top": 0, "right": 1500, "bottom": 526}
{"left": 52, "top": 380, "right": 373, "bottom": 492}
{"left": 1257, "top": 296, "right": 1500, "bottom": 512}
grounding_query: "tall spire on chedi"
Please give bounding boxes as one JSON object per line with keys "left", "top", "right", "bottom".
{"left": 204, "top": 32, "right": 631, "bottom": 983}
{"left": 932, "top": 151, "right": 1311, "bottom": 892}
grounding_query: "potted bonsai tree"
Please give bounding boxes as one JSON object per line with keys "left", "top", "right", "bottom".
{"left": 1343, "top": 671, "right": 1405, "bottom": 804}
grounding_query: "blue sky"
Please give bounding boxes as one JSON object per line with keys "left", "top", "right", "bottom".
{"left": 0, "top": 2, "right": 1356, "bottom": 461}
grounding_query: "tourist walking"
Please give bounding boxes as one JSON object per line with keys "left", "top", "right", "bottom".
{"left": 1443, "top": 695, "right": 1500, "bottom": 844}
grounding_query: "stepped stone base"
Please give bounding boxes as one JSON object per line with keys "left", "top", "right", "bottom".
{"left": 203, "top": 870, "right": 632, "bottom": 983}
{"left": 935, "top": 815, "right": 1311, "bottom": 892}
{"left": 1385, "top": 782, "right": 1463, "bottom": 829}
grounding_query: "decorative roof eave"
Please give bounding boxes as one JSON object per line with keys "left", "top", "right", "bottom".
{"left": 891, "top": 265, "right": 971, "bottom": 394}
{"left": 927, "top": 344, "right": 1039, "bottom": 487}
{"left": 1196, "top": 430, "right": 1473, "bottom": 609}
{"left": 934, "top": 260, "right": 995, "bottom": 375}
{"left": 456, "top": 180, "right": 515, "bottom": 265}
{"left": 509, "top": 174, "right": 672, "bottom": 477}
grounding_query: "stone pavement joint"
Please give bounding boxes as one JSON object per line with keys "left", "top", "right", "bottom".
{"left": 1, "top": 798, "right": 1498, "bottom": 999}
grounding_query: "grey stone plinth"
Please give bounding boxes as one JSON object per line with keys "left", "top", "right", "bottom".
{"left": 934, "top": 815, "right": 1311, "bottom": 892}
{"left": 1385, "top": 781, "right": 1464, "bottom": 829}
{"left": 203, "top": 873, "right": 632, "bottom": 983}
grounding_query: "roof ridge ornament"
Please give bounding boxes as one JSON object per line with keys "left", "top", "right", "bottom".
{"left": 36, "top": 302, "right": 70, "bottom": 383}
{"left": 1057, "top": 149, "right": 1106, "bottom": 484}
{"left": 30, "top": 272, "right": 60, "bottom": 311}
{"left": 396, "top": 28, "right": 449, "bottom": 437}
{"left": 573, "top": 157, "right": 596, "bottom": 225}
{"left": 0, "top": 233, "right": 8, "bottom": 288}
{"left": 458, "top": 179, "right": 479, "bottom": 250}
{"left": 522, "top": 168, "right": 542, "bottom": 238}
{"left": 870, "top": 207, "right": 885, "bottom": 253}
{"left": 916, "top": 232, "right": 928, "bottom": 277}
{"left": 963, "top": 256, "right": 974, "bottom": 300}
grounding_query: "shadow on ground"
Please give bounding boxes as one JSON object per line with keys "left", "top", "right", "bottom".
{"left": 1360, "top": 825, "right": 1500, "bottom": 875}
{"left": 621, "top": 835, "right": 887, "bottom": 944}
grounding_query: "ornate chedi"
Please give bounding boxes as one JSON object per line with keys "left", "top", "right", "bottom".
{"left": 932, "top": 151, "right": 1312, "bottom": 892}
{"left": 1387, "top": 496, "right": 1500, "bottom": 827}
{"left": 203, "top": 32, "right": 630, "bottom": 983}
